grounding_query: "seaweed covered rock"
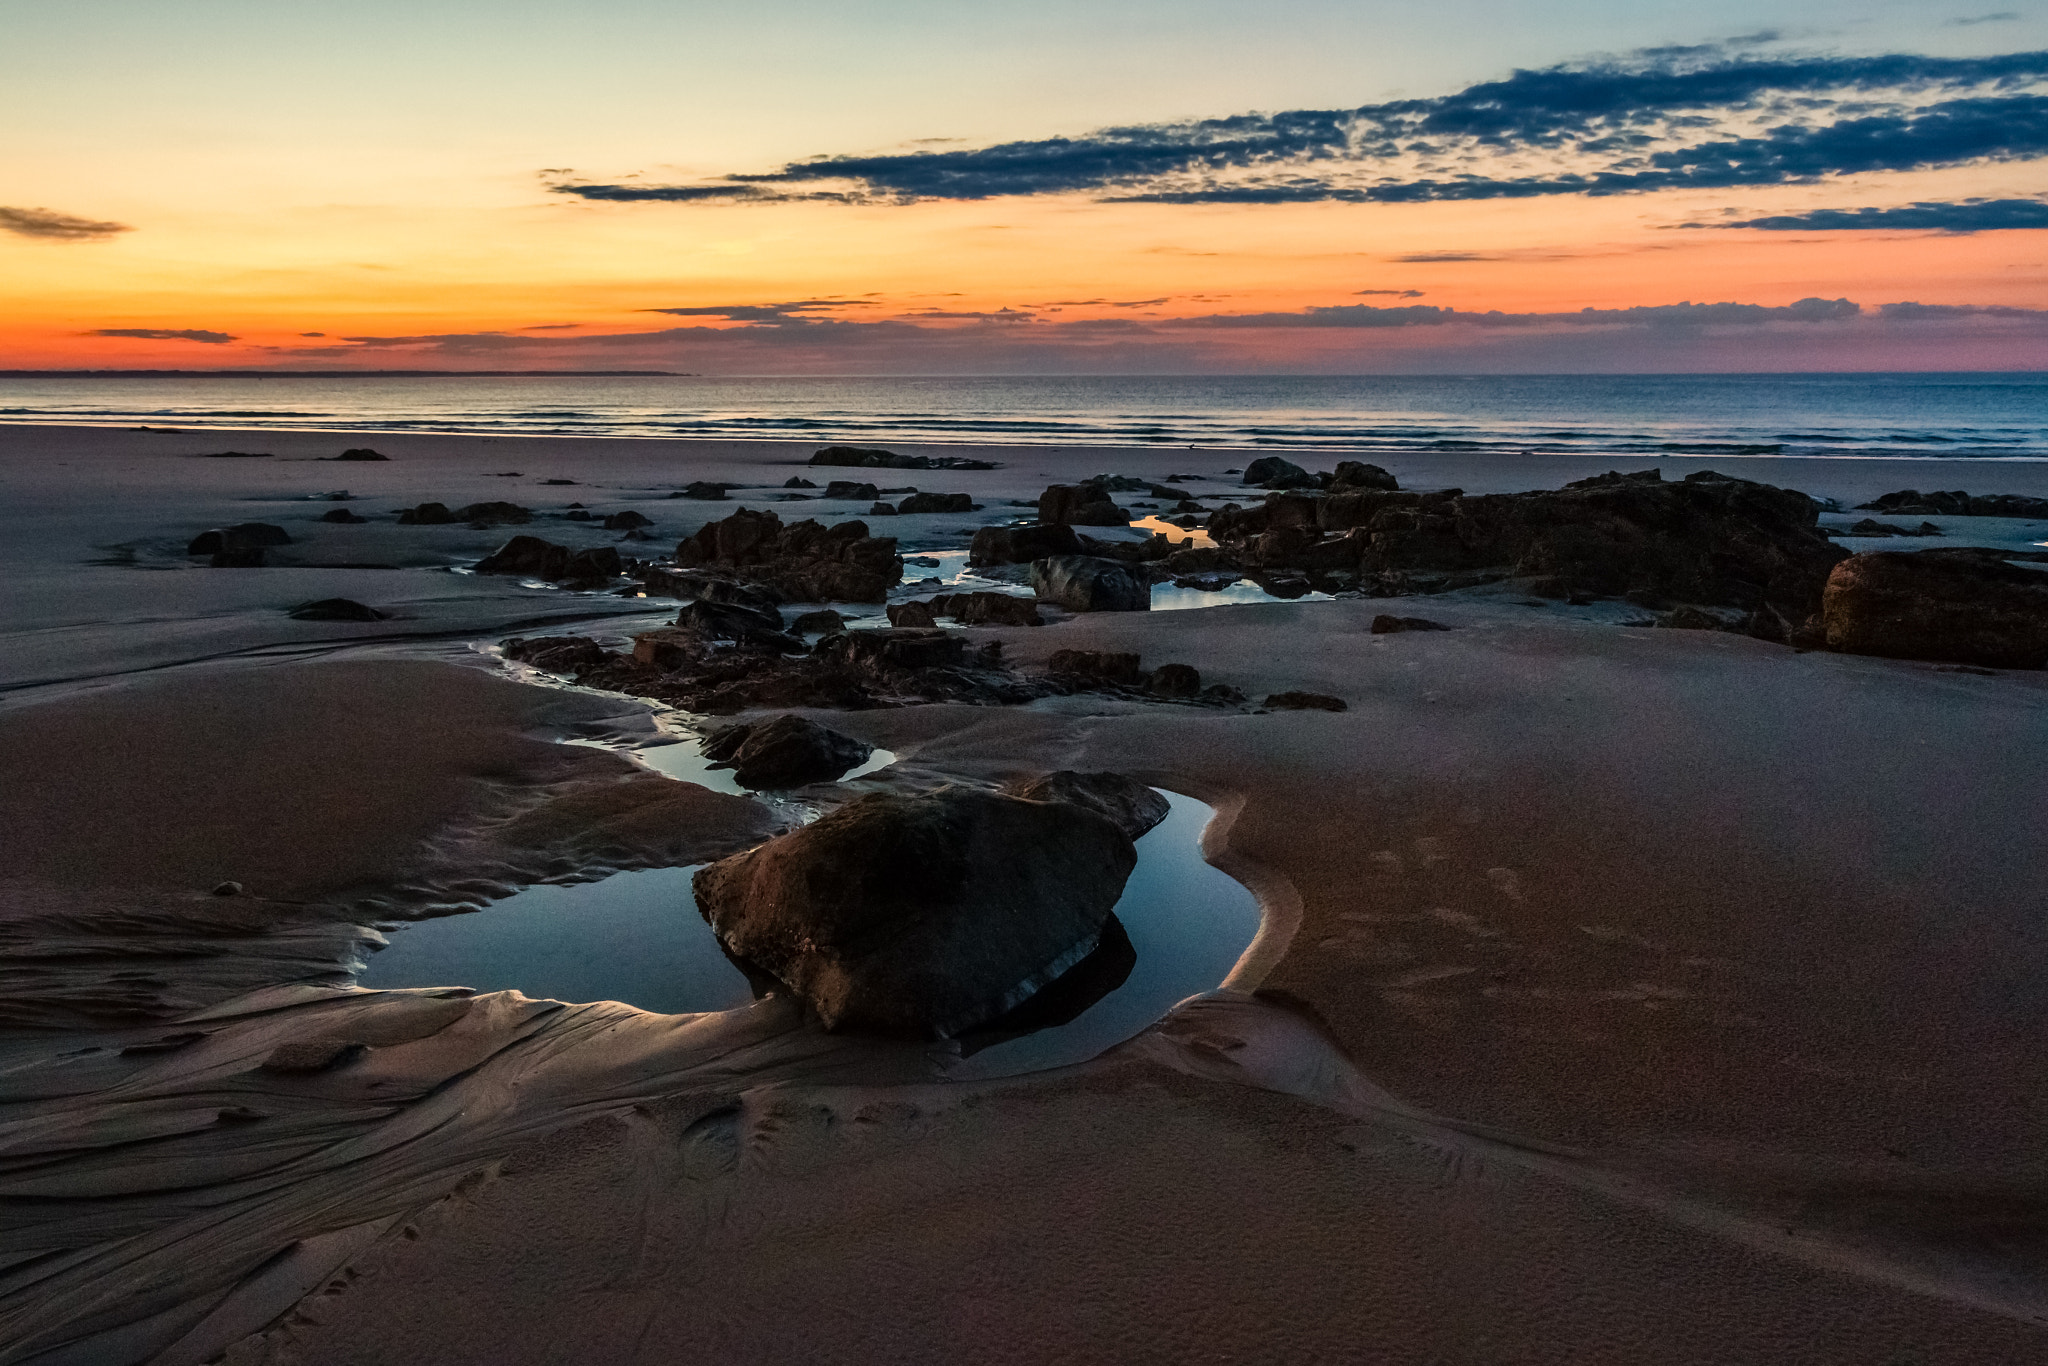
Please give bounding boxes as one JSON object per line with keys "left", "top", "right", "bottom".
{"left": 1822, "top": 549, "right": 2048, "bottom": 669}
{"left": 693, "top": 787, "right": 1137, "bottom": 1036}
{"left": 1029, "top": 555, "right": 1150, "bottom": 612}
{"left": 701, "top": 714, "right": 872, "bottom": 789}
{"left": 673, "top": 509, "right": 902, "bottom": 603}
{"left": 1008, "top": 770, "right": 1169, "bottom": 839}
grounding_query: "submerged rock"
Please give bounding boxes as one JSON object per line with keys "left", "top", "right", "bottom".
{"left": 701, "top": 713, "right": 873, "bottom": 788}
{"left": 1008, "top": 770, "right": 1169, "bottom": 839}
{"left": 319, "top": 508, "right": 367, "bottom": 524}
{"left": 1822, "top": 549, "right": 2048, "bottom": 669}
{"left": 288, "top": 598, "right": 389, "bottom": 622}
{"left": 1030, "top": 555, "right": 1150, "bottom": 612}
{"left": 693, "top": 787, "right": 1138, "bottom": 1036}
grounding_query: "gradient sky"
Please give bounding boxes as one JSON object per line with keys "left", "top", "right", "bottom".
{"left": 5, "top": 0, "right": 2048, "bottom": 372}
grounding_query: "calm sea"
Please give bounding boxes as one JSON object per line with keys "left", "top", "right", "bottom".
{"left": 3, "top": 373, "right": 2046, "bottom": 460}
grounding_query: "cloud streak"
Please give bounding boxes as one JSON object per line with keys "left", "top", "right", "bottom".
{"left": 1719, "top": 196, "right": 2048, "bottom": 230}
{"left": 1, "top": 206, "right": 132, "bottom": 241}
{"left": 89, "top": 327, "right": 237, "bottom": 344}
{"left": 550, "top": 49, "right": 2048, "bottom": 209}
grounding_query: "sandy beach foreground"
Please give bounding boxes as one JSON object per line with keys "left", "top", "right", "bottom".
{"left": 1, "top": 422, "right": 2045, "bottom": 1363}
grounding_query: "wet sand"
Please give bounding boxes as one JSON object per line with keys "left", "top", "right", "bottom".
{"left": 1, "top": 422, "right": 2044, "bottom": 1363}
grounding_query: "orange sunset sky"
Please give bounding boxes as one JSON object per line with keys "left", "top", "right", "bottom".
{"left": 5, "top": 1, "right": 2048, "bottom": 373}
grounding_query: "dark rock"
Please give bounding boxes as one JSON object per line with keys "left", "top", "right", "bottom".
{"left": 1039, "top": 483, "right": 1130, "bottom": 527}
{"left": 675, "top": 482, "right": 729, "bottom": 500}
{"left": 332, "top": 448, "right": 389, "bottom": 461}
{"left": 1370, "top": 615, "right": 1450, "bottom": 634}
{"left": 785, "top": 477, "right": 817, "bottom": 489}
{"left": 1264, "top": 691, "right": 1347, "bottom": 711}
{"left": 1047, "top": 649, "right": 1144, "bottom": 683}
{"left": 288, "top": 598, "right": 389, "bottom": 622}
{"left": 673, "top": 509, "right": 902, "bottom": 603}
{"left": 212, "top": 882, "right": 243, "bottom": 897}
{"left": 868, "top": 502, "right": 898, "bottom": 516}
{"left": 825, "top": 481, "right": 881, "bottom": 501}
{"left": 967, "top": 522, "right": 1083, "bottom": 566}
{"left": 453, "top": 501, "right": 533, "bottom": 526}
{"left": 1030, "top": 555, "right": 1150, "bottom": 612}
{"left": 540, "top": 479, "right": 575, "bottom": 485}
{"left": 199, "top": 450, "right": 272, "bottom": 458}
{"left": 1243, "top": 456, "right": 1316, "bottom": 489}
{"left": 790, "top": 609, "right": 847, "bottom": 634}
{"left": 821, "top": 627, "right": 968, "bottom": 671}
{"left": 1823, "top": 549, "right": 2048, "bottom": 669}
{"left": 811, "top": 445, "right": 930, "bottom": 470}
{"left": 320, "top": 507, "right": 367, "bottom": 523}
{"left": 473, "top": 536, "right": 623, "bottom": 583}
{"left": 1856, "top": 489, "right": 2048, "bottom": 519}
{"left": 564, "top": 509, "right": 592, "bottom": 521}
{"left": 898, "top": 491, "right": 974, "bottom": 514}
{"left": 693, "top": 787, "right": 1137, "bottom": 1036}
{"left": 636, "top": 568, "right": 784, "bottom": 617}
{"left": 397, "top": 502, "right": 457, "bottom": 525}
{"left": 887, "top": 601, "right": 940, "bottom": 628}
{"left": 604, "top": 510, "right": 653, "bottom": 530}
{"left": 1655, "top": 606, "right": 1732, "bottom": 631}
{"left": 504, "top": 635, "right": 610, "bottom": 671}
{"left": 926, "top": 590, "right": 1042, "bottom": 627}
{"left": 187, "top": 522, "right": 292, "bottom": 556}
{"left": 1146, "top": 662, "right": 1203, "bottom": 697}
{"left": 1843, "top": 518, "right": 1941, "bottom": 537}
{"left": 701, "top": 714, "right": 873, "bottom": 789}
{"left": 1008, "top": 770, "right": 1169, "bottom": 839}
{"left": 1331, "top": 461, "right": 1399, "bottom": 491}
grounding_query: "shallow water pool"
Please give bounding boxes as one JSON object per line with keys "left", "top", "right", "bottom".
{"left": 356, "top": 790, "right": 1259, "bottom": 1076}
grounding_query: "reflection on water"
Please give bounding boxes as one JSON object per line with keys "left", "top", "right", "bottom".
{"left": 356, "top": 791, "right": 1260, "bottom": 1076}
{"left": 1152, "top": 581, "right": 1334, "bottom": 611}
{"left": 1128, "top": 514, "right": 1214, "bottom": 549}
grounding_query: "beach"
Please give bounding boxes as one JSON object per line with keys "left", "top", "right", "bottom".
{"left": 2, "top": 421, "right": 2045, "bottom": 1363}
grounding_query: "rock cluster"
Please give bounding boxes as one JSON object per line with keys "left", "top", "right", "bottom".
{"left": 888, "top": 590, "right": 1043, "bottom": 628}
{"left": 700, "top": 713, "right": 873, "bottom": 789}
{"left": 1856, "top": 489, "right": 2048, "bottom": 519}
{"left": 673, "top": 509, "right": 902, "bottom": 603}
{"left": 1822, "top": 548, "right": 2048, "bottom": 669}
{"left": 693, "top": 786, "right": 1138, "bottom": 1036}
{"left": 810, "top": 445, "right": 999, "bottom": 471}
{"left": 397, "top": 501, "right": 532, "bottom": 526}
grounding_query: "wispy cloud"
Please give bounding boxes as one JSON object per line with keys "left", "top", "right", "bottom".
{"left": 1, "top": 206, "right": 132, "bottom": 241}
{"left": 1718, "top": 196, "right": 2048, "bottom": 231}
{"left": 549, "top": 49, "right": 2048, "bottom": 209}
{"left": 89, "top": 327, "right": 236, "bottom": 344}
{"left": 1946, "top": 13, "right": 2020, "bottom": 27}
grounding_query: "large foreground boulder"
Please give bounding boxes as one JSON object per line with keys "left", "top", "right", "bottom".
{"left": 674, "top": 508, "right": 902, "bottom": 602}
{"left": 1822, "top": 549, "right": 2048, "bottom": 668}
{"left": 1008, "top": 771, "right": 1169, "bottom": 839}
{"left": 473, "top": 536, "right": 622, "bottom": 583}
{"left": 701, "top": 714, "right": 872, "bottom": 788}
{"left": 1030, "top": 555, "right": 1151, "bottom": 612}
{"left": 693, "top": 788, "right": 1138, "bottom": 1036}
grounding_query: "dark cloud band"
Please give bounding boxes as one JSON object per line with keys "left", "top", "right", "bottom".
{"left": 1721, "top": 197, "right": 2048, "bottom": 231}
{"left": 90, "top": 328, "right": 237, "bottom": 344}
{"left": 1, "top": 206, "right": 132, "bottom": 241}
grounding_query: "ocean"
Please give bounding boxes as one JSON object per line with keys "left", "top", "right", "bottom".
{"left": 3, "top": 372, "right": 2046, "bottom": 460}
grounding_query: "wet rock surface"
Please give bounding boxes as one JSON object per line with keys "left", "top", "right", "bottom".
{"left": 1031, "top": 555, "right": 1151, "bottom": 612}
{"left": 1857, "top": 489, "right": 2048, "bottom": 519}
{"left": 473, "top": 536, "right": 623, "bottom": 585}
{"left": 700, "top": 713, "right": 873, "bottom": 789}
{"left": 968, "top": 522, "right": 1083, "bottom": 566}
{"left": 673, "top": 509, "right": 902, "bottom": 603}
{"left": 692, "top": 787, "right": 1138, "bottom": 1037}
{"left": 1007, "top": 770, "right": 1170, "bottom": 839}
{"left": 1823, "top": 548, "right": 2048, "bottom": 669}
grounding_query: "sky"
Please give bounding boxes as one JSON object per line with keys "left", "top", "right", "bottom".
{"left": 4, "top": 0, "right": 2048, "bottom": 373}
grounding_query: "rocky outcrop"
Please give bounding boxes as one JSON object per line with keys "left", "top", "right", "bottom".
{"left": 1030, "top": 555, "right": 1151, "bottom": 612}
{"left": 700, "top": 714, "right": 873, "bottom": 789}
{"left": 1840, "top": 518, "right": 1941, "bottom": 537}
{"left": 1039, "top": 482, "right": 1131, "bottom": 527}
{"left": 1822, "top": 549, "right": 2048, "bottom": 669}
{"left": 331, "top": 447, "right": 389, "bottom": 461}
{"left": 319, "top": 508, "right": 367, "bottom": 524}
{"left": 825, "top": 481, "right": 880, "bottom": 500}
{"left": 811, "top": 445, "right": 998, "bottom": 471}
{"left": 1206, "top": 469, "right": 1844, "bottom": 625}
{"left": 1008, "top": 770, "right": 1169, "bottom": 839}
{"left": 897, "top": 590, "right": 1043, "bottom": 627}
{"left": 692, "top": 787, "right": 1138, "bottom": 1036}
{"left": 886, "top": 601, "right": 939, "bottom": 628}
{"left": 967, "top": 522, "right": 1083, "bottom": 566}
{"left": 472, "top": 536, "right": 623, "bottom": 584}
{"left": 1331, "top": 460, "right": 1399, "bottom": 491}
{"left": 673, "top": 509, "right": 902, "bottom": 603}
{"left": 1242, "top": 456, "right": 1317, "bottom": 490}
{"left": 287, "top": 599, "right": 388, "bottom": 622}
{"left": 397, "top": 503, "right": 457, "bottom": 525}
{"left": 1856, "top": 489, "right": 2048, "bottom": 519}
{"left": 674, "top": 482, "right": 729, "bottom": 500}
{"left": 897, "top": 492, "right": 975, "bottom": 514}
{"left": 603, "top": 510, "right": 653, "bottom": 530}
